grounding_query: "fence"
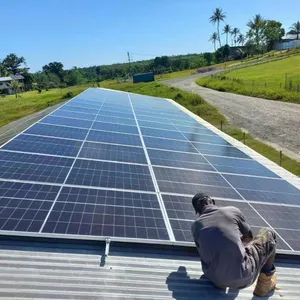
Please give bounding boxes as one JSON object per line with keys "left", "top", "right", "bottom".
{"left": 210, "top": 73, "right": 300, "bottom": 92}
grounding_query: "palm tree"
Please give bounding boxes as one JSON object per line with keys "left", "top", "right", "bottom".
{"left": 209, "top": 7, "right": 226, "bottom": 48}
{"left": 288, "top": 21, "right": 300, "bottom": 40}
{"left": 222, "top": 24, "right": 231, "bottom": 45}
{"left": 8, "top": 80, "right": 21, "bottom": 98}
{"left": 231, "top": 28, "right": 240, "bottom": 46}
{"left": 237, "top": 33, "right": 246, "bottom": 46}
{"left": 209, "top": 32, "right": 218, "bottom": 52}
{"left": 247, "top": 14, "right": 265, "bottom": 51}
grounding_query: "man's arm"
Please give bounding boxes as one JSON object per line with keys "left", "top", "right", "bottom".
{"left": 234, "top": 208, "right": 253, "bottom": 243}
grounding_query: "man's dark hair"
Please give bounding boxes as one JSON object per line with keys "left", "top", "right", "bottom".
{"left": 192, "top": 193, "right": 215, "bottom": 214}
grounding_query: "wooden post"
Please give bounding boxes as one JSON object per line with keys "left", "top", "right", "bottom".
{"left": 280, "top": 151, "right": 282, "bottom": 166}
{"left": 221, "top": 120, "right": 223, "bottom": 131}
{"left": 285, "top": 73, "right": 287, "bottom": 89}
{"left": 243, "top": 132, "right": 246, "bottom": 144}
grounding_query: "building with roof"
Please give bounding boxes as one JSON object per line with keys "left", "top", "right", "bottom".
{"left": 0, "top": 88, "right": 300, "bottom": 298}
{"left": 0, "top": 75, "right": 24, "bottom": 95}
{"left": 273, "top": 39, "right": 300, "bottom": 50}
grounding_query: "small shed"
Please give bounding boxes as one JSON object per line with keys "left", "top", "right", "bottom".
{"left": 0, "top": 75, "right": 24, "bottom": 94}
{"left": 133, "top": 72, "right": 155, "bottom": 83}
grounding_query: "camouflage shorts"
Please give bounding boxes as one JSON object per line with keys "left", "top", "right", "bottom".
{"left": 245, "top": 228, "right": 277, "bottom": 283}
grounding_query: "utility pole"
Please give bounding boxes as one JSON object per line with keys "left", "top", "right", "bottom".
{"left": 127, "top": 52, "right": 131, "bottom": 77}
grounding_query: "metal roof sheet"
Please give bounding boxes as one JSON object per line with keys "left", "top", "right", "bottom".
{"left": 0, "top": 239, "right": 299, "bottom": 300}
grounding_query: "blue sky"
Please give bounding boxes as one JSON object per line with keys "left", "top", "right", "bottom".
{"left": 2, "top": 0, "right": 300, "bottom": 71}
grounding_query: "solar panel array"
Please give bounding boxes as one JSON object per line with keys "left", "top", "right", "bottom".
{"left": 0, "top": 88, "right": 300, "bottom": 251}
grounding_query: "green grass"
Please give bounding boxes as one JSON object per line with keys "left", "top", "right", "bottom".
{"left": 102, "top": 80, "right": 300, "bottom": 175}
{"left": 1, "top": 78, "right": 299, "bottom": 175}
{"left": 156, "top": 69, "right": 197, "bottom": 80}
{"left": 0, "top": 84, "right": 92, "bottom": 127}
{"left": 196, "top": 55, "right": 300, "bottom": 104}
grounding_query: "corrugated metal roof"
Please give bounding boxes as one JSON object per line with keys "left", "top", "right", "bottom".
{"left": 0, "top": 75, "right": 24, "bottom": 82}
{"left": 0, "top": 239, "right": 299, "bottom": 299}
{"left": 0, "top": 77, "right": 12, "bottom": 82}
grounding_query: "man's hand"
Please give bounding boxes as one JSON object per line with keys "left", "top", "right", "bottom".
{"left": 241, "top": 235, "right": 253, "bottom": 244}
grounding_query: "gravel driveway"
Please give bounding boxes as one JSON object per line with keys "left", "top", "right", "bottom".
{"left": 164, "top": 75, "right": 300, "bottom": 161}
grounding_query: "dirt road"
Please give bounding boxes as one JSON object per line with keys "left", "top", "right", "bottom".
{"left": 164, "top": 75, "right": 300, "bottom": 161}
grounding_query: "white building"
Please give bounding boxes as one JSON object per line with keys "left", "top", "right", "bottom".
{"left": 273, "top": 39, "right": 300, "bottom": 50}
{"left": 0, "top": 75, "right": 24, "bottom": 95}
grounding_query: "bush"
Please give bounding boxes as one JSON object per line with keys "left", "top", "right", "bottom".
{"left": 61, "top": 92, "right": 74, "bottom": 99}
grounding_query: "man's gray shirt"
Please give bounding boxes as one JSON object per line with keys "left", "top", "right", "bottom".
{"left": 191, "top": 205, "right": 255, "bottom": 289}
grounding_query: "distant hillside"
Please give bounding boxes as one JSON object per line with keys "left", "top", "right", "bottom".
{"left": 78, "top": 52, "right": 216, "bottom": 81}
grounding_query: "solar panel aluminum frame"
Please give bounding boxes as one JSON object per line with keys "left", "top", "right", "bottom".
{"left": 0, "top": 229, "right": 297, "bottom": 256}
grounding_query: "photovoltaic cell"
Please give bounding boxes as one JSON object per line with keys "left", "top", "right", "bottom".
{"left": 0, "top": 198, "right": 53, "bottom": 232}
{"left": 66, "top": 159, "right": 155, "bottom": 191}
{"left": 61, "top": 104, "right": 98, "bottom": 115}
{"left": 158, "top": 181, "right": 242, "bottom": 199}
{"left": 138, "top": 120, "right": 177, "bottom": 131}
{"left": 0, "top": 180, "right": 60, "bottom": 201}
{"left": 144, "top": 136, "right": 198, "bottom": 153}
{"left": 251, "top": 203, "right": 300, "bottom": 230}
{"left": 70, "top": 99, "right": 102, "bottom": 109}
{"left": 238, "top": 189, "right": 300, "bottom": 205}
{"left": 86, "top": 130, "right": 142, "bottom": 147}
{"left": 0, "top": 151, "right": 74, "bottom": 167}
{"left": 40, "top": 116, "right": 93, "bottom": 129}
{"left": 52, "top": 110, "right": 96, "bottom": 120}
{"left": 95, "top": 115, "right": 136, "bottom": 126}
{"left": 57, "top": 187, "right": 160, "bottom": 209}
{"left": 192, "top": 142, "right": 250, "bottom": 159}
{"left": 42, "top": 201, "right": 169, "bottom": 240}
{"left": 2, "top": 134, "right": 83, "bottom": 157}
{"left": 92, "top": 121, "right": 138, "bottom": 134}
{"left": 184, "top": 132, "right": 231, "bottom": 146}
{"left": 25, "top": 123, "right": 88, "bottom": 140}
{"left": 205, "top": 156, "right": 279, "bottom": 178}
{"left": 224, "top": 174, "right": 300, "bottom": 195}
{"left": 140, "top": 127, "right": 186, "bottom": 140}
{"left": 275, "top": 229, "right": 300, "bottom": 251}
{"left": 79, "top": 141, "right": 147, "bottom": 164}
{"left": 162, "top": 194, "right": 267, "bottom": 227}
{"left": 98, "top": 110, "right": 134, "bottom": 119}
{"left": 175, "top": 124, "right": 216, "bottom": 136}
{"left": 136, "top": 114, "right": 172, "bottom": 124}
{"left": 147, "top": 149, "right": 214, "bottom": 171}
{"left": 154, "top": 167, "right": 230, "bottom": 187}
{"left": 0, "top": 161, "right": 70, "bottom": 183}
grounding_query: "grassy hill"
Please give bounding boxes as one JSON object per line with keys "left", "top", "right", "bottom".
{"left": 196, "top": 54, "right": 300, "bottom": 103}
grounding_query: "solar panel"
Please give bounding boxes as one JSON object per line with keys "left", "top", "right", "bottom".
{"left": 0, "top": 87, "right": 300, "bottom": 253}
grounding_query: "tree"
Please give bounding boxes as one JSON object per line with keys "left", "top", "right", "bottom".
{"left": 0, "top": 61, "right": 8, "bottom": 77}
{"left": 42, "top": 62, "right": 64, "bottom": 82}
{"left": 65, "top": 68, "right": 84, "bottom": 86}
{"left": 222, "top": 24, "right": 231, "bottom": 45}
{"left": 215, "top": 45, "right": 230, "bottom": 63}
{"left": 287, "top": 21, "right": 300, "bottom": 40}
{"left": 209, "top": 7, "right": 226, "bottom": 48}
{"left": 8, "top": 80, "right": 21, "bottom": 98}
{"left": 209, "top": 32, "right": 219, "bottom": 51}
{"left": 203, "top": 52, "right": 215, "bottom": 65}
{"left": 237, "top": 33, "right": 246, "bottom": 46}
{"left": 231, "top": 28, "right": 240, "bottom": 46}
{"left": 2, "top": 53, "right": 26, "bottom": 75}
{"left": 247, "top": 14, "right": 265, "bottom": 53}
{"left": 263, "top": 20, "right": 285, "bottom": 51}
